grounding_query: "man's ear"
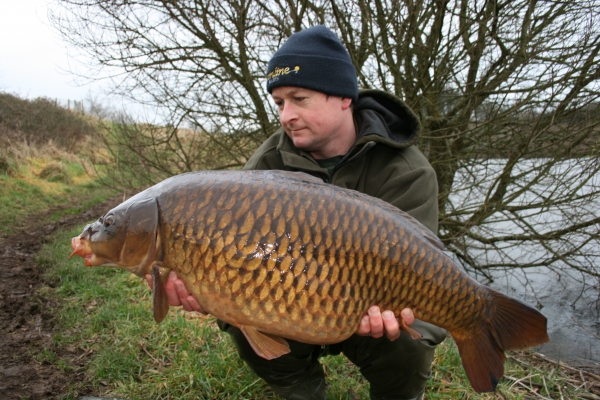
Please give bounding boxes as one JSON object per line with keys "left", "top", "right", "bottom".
{"left": 341, "top": 97, "right": 353, "bottom": 110}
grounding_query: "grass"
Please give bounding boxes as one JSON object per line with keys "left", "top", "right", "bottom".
{"left": 37, "top": 227, "right": 600, "bottom": 400}
{"left": 0, "top": 145, "right": 117, "bottom": 235}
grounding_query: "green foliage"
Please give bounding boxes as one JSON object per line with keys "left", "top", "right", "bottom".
{"left": 0, "top": 91, "right": 117, "bottom": 235}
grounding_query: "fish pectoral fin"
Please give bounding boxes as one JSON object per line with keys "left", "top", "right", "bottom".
{"left": 152, "top": 264, "right": 170, "bottom": 323}
{"left": 400, "top": 317, "right": 423, "bottom": 340}
{"left": 239, "top": 325, "right": 290, "bottom": 360}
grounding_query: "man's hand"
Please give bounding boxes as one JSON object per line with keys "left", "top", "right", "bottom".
{"left": 145, "top": 271, "right": 207, "bottom": 314}
{"left": 357, "top": 305, "right": 415, "bottom": 341}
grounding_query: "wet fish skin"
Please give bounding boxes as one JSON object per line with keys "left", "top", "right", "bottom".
{"left": 157, "top": 173, "right": 479, "bottom": 341}
{"left": 71, "top": 170, "right": 549, "bottom": 393}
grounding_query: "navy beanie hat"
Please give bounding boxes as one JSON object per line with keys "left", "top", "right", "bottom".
{"left": 266, "top": 26, "right": 358, "bottom": 101}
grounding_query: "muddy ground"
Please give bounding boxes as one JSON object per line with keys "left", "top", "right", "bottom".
{"left": 0, "top": 196, "right": 122, "bottom": 400}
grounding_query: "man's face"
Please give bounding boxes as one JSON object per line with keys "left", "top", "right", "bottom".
{"left": 271, "top": 86, "right": 353, "bottom": 159}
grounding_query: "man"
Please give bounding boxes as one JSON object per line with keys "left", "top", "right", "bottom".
{"left": 148, "top": 25, "right": 446, "bottom": 400}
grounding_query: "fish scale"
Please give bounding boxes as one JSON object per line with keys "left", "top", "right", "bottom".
{"left": 71, "top": 170, "right": 549, "bottom": 393}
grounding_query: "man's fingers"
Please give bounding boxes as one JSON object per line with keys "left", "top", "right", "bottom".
{"left": 164, "top": 271, "right": 183, "bottom": 307}
{"left": 367, "top": 306, "right": 384, "bottom": 338}
{"left": 382, "top": 310, "right": 401, "bottom": 341}
{"left": 174, "top": 277, "right": 207, "bottom": 314}
{"left": 400, "top": 308, "right": 415, "bottom": 326}
{"left": 175, "top": 280, "right": 190, "bottom": 299}
{"left": 179, "top": 294, "right": 193, "bottom": 312}
{"left": 146, "top": 271, "right": 206, "bottom": 314}
{"left": 186, "top": 295, "right": 207, "bottom": 314}
{"left": 176, "top": 281, "right": 194, "bottom": 311}
{"left": 357, "top": 314, "right": 371, "bottom": 335}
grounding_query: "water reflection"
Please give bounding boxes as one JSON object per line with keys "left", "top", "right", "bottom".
{"left": 479, "top": 267, "right": 599, "bottom": 368}
{"left": 447, "top": 158, "right": 600, "bottom": 369}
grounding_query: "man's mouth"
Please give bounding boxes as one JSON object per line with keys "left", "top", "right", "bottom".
{"left": 289, "top": 127, "right": 306, "bottom": 135}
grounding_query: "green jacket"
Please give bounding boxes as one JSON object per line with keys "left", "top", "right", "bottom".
{"left": 244, "top": 89, "right": 439, "bottom": 233}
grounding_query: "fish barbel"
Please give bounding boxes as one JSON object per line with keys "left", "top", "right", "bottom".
{"left": 70, "top": 170, "right": 548, "bottom": 392}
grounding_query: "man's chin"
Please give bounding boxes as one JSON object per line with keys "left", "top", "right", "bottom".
{"left": 293, "top": 141, "right": 317, "bottom": 153}
{"left": 289, "top": 134, "right": 312, "bottom": 149}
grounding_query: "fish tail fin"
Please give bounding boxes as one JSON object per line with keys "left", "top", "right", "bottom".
{"left": 488, "top": 289, "right": 549, "bottom": 350}
{"left": 453, "top": 289, "right": 549, "bottom": 392}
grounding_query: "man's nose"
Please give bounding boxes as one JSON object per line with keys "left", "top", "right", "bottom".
{"left": 279, "top": 103, "right": 298, "bottom": 125}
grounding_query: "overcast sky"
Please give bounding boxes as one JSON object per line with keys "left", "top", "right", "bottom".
{"left": 0, "top": 0, "right": 103, "bottom": 104}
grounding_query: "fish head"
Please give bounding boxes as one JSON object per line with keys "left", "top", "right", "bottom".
{"left": 70, "top": 197, "right": 159, "bottom": 276}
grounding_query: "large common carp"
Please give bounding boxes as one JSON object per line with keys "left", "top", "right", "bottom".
{"left": 71, "top": 170, "right": 548, "bottom": 392}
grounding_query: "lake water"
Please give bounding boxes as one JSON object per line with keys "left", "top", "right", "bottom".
{"left": 476, "top": 267, "right": 599, "bottom": 369}
{"left": 448, "top": 158, "right": 600, "bottom": 369}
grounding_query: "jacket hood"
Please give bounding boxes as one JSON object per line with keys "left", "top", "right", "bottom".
{"left": 275, "top": 89, "right": 421, "bottom": 158}
{"left": 354, "top": 89, "right": 421, "bottom": 149}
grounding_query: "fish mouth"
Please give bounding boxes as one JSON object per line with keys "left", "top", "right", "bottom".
{"left": 70, "top": 236, "right": 104, "bottom": 267}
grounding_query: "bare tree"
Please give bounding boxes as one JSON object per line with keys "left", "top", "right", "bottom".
{"left": 50, "top": 0, "right": 600, "bottom": 283}
{"left": 343, "top": 0, "right": 600, "bottom": 283}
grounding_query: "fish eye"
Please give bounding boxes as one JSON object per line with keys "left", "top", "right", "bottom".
{"left": 103, "top": 214, "right": 115, "bottom": 227}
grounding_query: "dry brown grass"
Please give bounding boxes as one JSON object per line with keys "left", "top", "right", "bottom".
{"left": 0, "top": 92, "right": 98, "bottom": 153}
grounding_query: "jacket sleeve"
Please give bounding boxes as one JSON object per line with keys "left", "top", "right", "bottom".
{"left": 242, "top": 132, "right": 286, "bottom": 171}
{"left": 370, "top": 146, "right": 439, "bottom": 233}
{"left": 379, "top": 166, "right": 438, "bottom": 233}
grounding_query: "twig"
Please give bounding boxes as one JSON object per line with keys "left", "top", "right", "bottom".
{"left": 571, "top": 316, "right": 600, "bottom": 340}
{"left": 139, "top": 342, "right": 161, "bottom": 366}
{"left": 505, "top": 375, "right": 549, "bottom": 399}
{"left": 76, "top": 347, "right": 93, "bottom": 361}
{"left": 555, "top": 377, "right": 564, "bottom": 400}
{"left": 542, "top": 375, "right": 551, "bottom": 399}
{"left": 579, "top": 394, "right": 600, "bottom": 400}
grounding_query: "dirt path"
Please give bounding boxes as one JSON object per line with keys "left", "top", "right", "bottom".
{"left": 0, "top": 195, "right": 122, "bottom": 400}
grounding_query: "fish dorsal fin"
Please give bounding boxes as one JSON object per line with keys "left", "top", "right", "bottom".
{"left": 343, "top": 188, "right": 445, "bottom": 251}
{"left": 152, "top": 264, "right": 170, "bottom": 323}
{"left": 391, "top": 208, "right": 445, "bottom": 251}
{"left": 264, "top": 170, "right": 325, "bottom": 184}
{"left": 260, "top": 170, "right": 444, "bottom": 251}
{"left": 239, "top": 325, "right": 291, "bottom": 360}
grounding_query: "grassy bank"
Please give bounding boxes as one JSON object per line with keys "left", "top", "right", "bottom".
{"left": 0, "top": 150, "right": 118, "bottom": 235}
{"left": 37, "top": 226, "right": 599, "bottom": 399}
{"left": 0, "top": 92, "right": 118, "bottom": 235}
